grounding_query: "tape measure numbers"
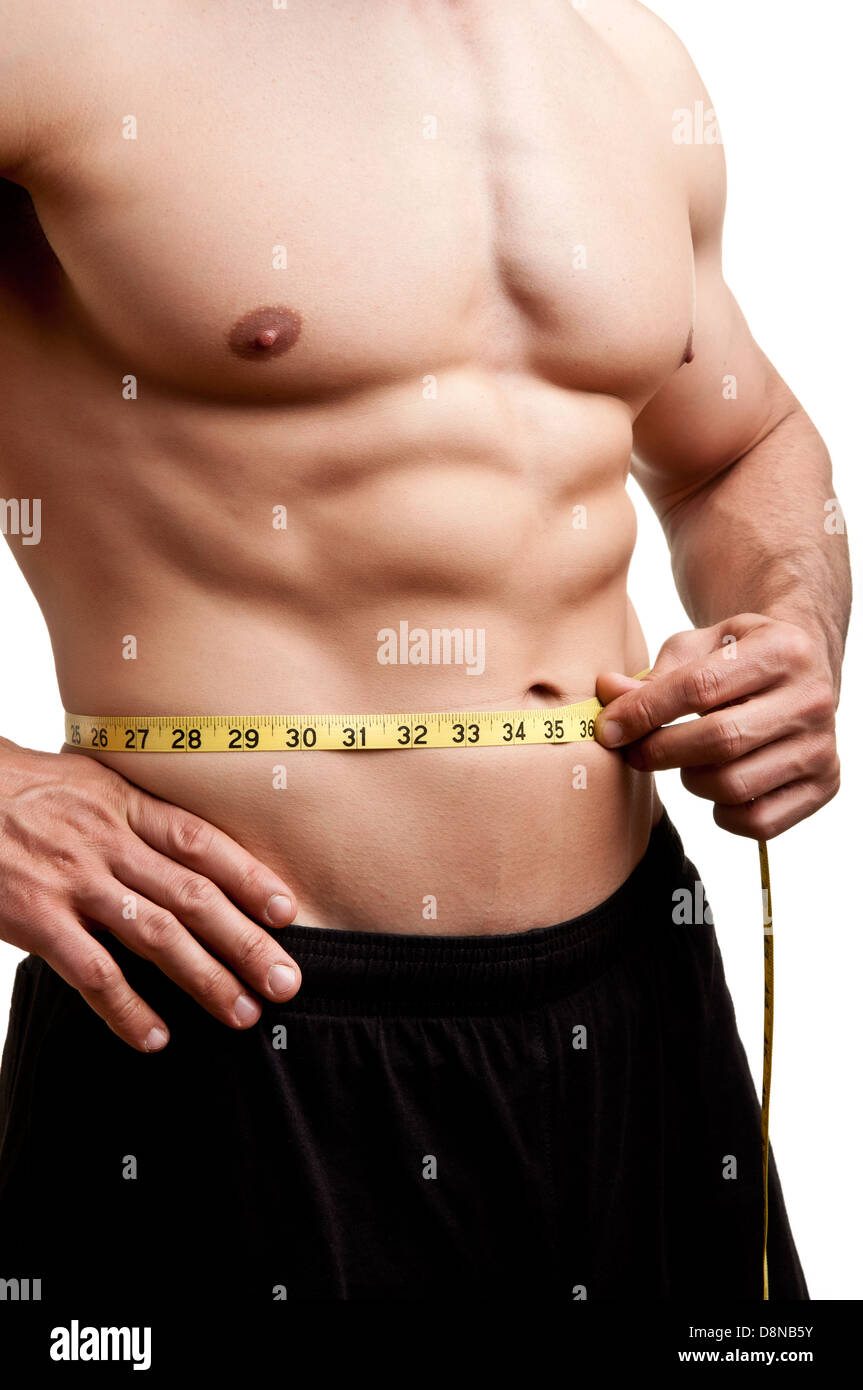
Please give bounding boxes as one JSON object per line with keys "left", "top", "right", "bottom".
{"left": 64, "top": 688, "right": 775, "bottom": 1300}
{"left": 64, "top": 698, "right": 605, "bottom": 754}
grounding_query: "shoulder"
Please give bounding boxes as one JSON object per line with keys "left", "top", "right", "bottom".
{"left": 581, "top": 0, "right": 706, "bottom": 83}
{"left": 581, "top": 0, "right": 727, "bottom": 246}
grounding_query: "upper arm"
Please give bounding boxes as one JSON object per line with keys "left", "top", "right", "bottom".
{"left": 601, "top": 3, "right": 799, "bottom": 523}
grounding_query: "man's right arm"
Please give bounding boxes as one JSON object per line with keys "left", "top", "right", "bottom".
{"left": 0, "top": 739, "right": 306, "bottom": 1050}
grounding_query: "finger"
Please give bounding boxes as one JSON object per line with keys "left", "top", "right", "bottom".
{"left": 680, "top": 734, "right": 838, "bottom": 805}
{"left": 125, "top": 792, "right": 297, "bottom": 928}
{"left": 96, "top": 846, "right": 302, "bottom": 1006}
{"left": 713, "top": 776, "right": 839, "bottom": 841}
{"left": 622, "top": 692, "right": 805, "bottom": 771}
{"left": 35, "top": 915, "right": 170, "bottom": 1053}
{"left": 595, "top": 637, "right": 784, "bottom": 748}
{"left": 78, "top": 877, "right": 289, "bottom": 1027}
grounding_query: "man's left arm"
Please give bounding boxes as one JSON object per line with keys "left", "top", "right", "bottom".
{"left": 595, "top": 38, "right": 851, "bottom": 839}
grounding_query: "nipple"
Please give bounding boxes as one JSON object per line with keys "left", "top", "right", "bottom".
{"left": 228, "top": 305, "right": 303, "bottom": 360}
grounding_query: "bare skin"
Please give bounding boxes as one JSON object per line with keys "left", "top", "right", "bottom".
{"left": 0, "top": 0, "right": 849, "bottom": 1052}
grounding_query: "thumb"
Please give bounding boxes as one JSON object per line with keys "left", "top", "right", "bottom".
{"left": 595, "top": 670, "right": 647, "bottom": 707}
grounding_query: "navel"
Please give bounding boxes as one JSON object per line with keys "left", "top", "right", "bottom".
{"left": 227, "top": 305, "right": 303, "bottom": 360}
{"left": 682, "top": 326, "right": 695, "bottom": 365}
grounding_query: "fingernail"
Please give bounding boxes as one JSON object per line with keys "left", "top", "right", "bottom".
{"left": 234, "top": 993, "right": 261, "bottom": 1027}
{"left": 267, "top": 963, "right": 298, "bottom": 999}
{"left": 598, "top": 719, "right": 623, "bottom": 747}
{"left": 144, "top": 1026, "right": 169, "bottom": 1052}
{"left": 265, "top": 893, "right": 294, "bottom": 927}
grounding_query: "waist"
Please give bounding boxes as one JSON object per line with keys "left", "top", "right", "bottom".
{"left": 58, "top": 638, "right": 653, "bottom": 932}
{"left": 253, "top": 808, "right": 688, "bottom": 1014}
{"left": 68, "top": 728, "right": 657, "bottom": 932}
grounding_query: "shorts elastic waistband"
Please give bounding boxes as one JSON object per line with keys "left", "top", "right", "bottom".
{"left": 270, "top": 809, "right": 693, "bottom": 1015}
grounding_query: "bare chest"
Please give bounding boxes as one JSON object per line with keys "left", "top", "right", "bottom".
{"left": 16, "top": 0, "right": 694, "bottom": 410}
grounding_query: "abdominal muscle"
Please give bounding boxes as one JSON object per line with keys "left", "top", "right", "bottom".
{"left": 68, "top": 722, "right": 659, "bottom": 937}
{"left": 81, "top": 737, "right": 660, "bottom": 937}
{"left": 43, "top": 372, "right": 659, "bottom": 936}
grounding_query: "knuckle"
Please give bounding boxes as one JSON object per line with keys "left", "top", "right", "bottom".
{"left": 231, "top": 926, "right": 267, "bottom": 974}
{"left": 805, "top": 682, "right": 836, "bottom": 725}
{"left": 723, "top": 766, "right": 752, "bottom": 805}
{"left": 782, "top": 625, "right": 816, "bottom": 669}
{"left": 236, "top": 860, "right": 266, "bottom": 901}
{"left": 711, "top": 717, "right": 743, "bottom": 763}
{"left": 625, "top": 691, "right": 654, "bottom": 731}
{"left": 681, "top": 663, "right": 724, "bottom": 710}
{"left": 816, "top": 753, "right": 841, "bottom": 799}
{"left": 108, "top": 989, "right": 145, "bottom": 1031}
{"left": 809, "top": 735, "right": 837, "bottom": 774}
{"left": 815, "top": 784, "right": 839, "bottom": 815}
{"left": 714, "top": 797, "right": 775, "bottom": 840}
{"left": 76, "top": 950, "right": 120, "bottom": 995}
{"left": 139, "top": 909, "right": 181, "bottom": 950}
{"left": 167, "top": 814, "right": 215, "bottom": 861}
{"left": 174, "top": 873, "right": 217, "bottom": 914}
{"left": 195, "top": 960, "right": 231, "bottom": 1008}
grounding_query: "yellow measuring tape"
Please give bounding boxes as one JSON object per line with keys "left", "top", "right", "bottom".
{"left": 64, "top": 701, "right": 605, "bottom": 753}
{"left": 759, "top": 838, "right": 773, "bottom": 1302}
{"left": 65, "top": 686, "right": 773, "bottom": 1299}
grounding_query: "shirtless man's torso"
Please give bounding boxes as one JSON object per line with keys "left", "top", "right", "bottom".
{"left": 2, "top": 0, "right": 726, "bottom": 934}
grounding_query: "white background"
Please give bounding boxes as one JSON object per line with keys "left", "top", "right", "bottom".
{"left": 0, "top": 0, "right": 859, "bottom": 1299}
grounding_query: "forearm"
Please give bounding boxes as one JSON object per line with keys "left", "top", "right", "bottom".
{"left": 661, "top": 406, "right": 851, "bottom": 699}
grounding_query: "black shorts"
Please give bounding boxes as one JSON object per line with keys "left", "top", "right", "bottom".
{"left": 0, "top": 810, "right": 807, "bottom": 1304}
